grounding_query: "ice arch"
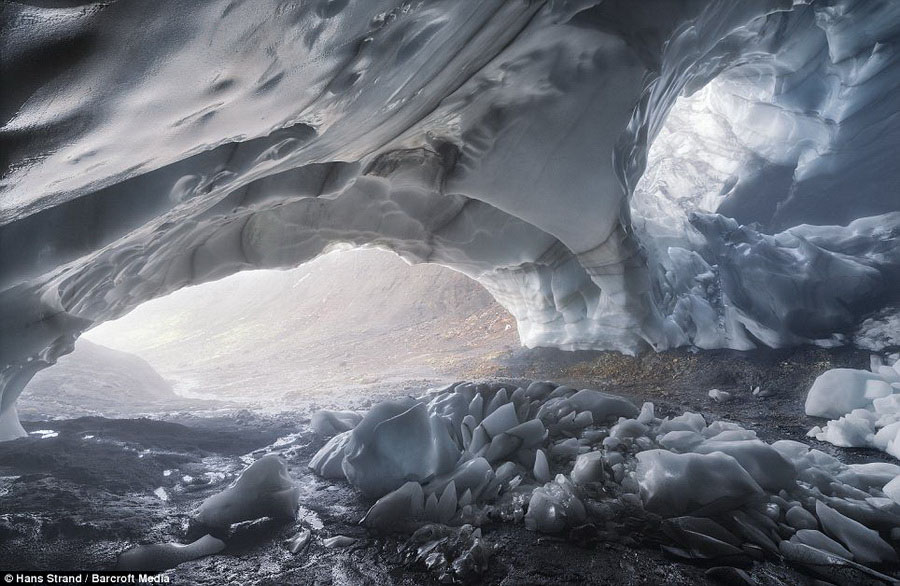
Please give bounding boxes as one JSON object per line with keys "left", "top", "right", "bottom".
{"left": 2, "top": 0, "right": 899, "bottom": 439}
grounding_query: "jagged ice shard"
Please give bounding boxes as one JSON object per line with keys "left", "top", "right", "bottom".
{"left": 2, "top": 0, "right": 900, "bottom": 439}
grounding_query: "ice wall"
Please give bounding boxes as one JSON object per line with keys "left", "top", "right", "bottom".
{"left": 1, "top": 0, "right": 899, "bottom": 439}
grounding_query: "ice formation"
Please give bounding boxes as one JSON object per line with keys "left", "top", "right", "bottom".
{"left": 116, "top": 534, "right": 226, "bottom": 572}
{"left": 310, "top": 409, "right": 362, "bottom": 436}
{"left": 2, "top": 0, "right": 900, "bottom": 439}
{"left": 310, "top": 380, "right": 900, "bottom": 578}
{"left": 807, "top": 356, "right": 900, "bottom": 458}
{"left": 195, "top": 454, "right": 300, "bottom": 529}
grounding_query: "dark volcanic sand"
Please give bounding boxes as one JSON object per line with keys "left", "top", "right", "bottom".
{"left": 0, "top": 345, "right": 896, "bottom": 584}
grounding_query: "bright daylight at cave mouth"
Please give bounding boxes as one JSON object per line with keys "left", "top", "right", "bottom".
{"left": 1, "top": 1, "right": 900, "bottom": 584}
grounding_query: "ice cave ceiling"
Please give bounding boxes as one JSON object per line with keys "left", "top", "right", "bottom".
{"left": 1, "top": 0, "right": 899, "bottom": 439}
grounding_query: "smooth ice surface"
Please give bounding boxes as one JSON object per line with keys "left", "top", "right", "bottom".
{"left": 196, "top": 454, "right": 299, "bottom": 528}
{"left": 341, "top": 401, "right": 460, "bottom": 498}
{"left": 815, "top": 501, "right": 898, "bottom": 565}
{"left": 805, "top": 369, "right": 892, "bottom": 419}
{"left": 2, "top": 0, "right": 900, "bottom": 435}
{"left": 636, "top": 450, "right": 763, "bottom": 516}
{"left": 116, "top": 535, "right": 225, "bottom": 571}
{"left": 310, "top": 410, "right": 362, "bottom": 436}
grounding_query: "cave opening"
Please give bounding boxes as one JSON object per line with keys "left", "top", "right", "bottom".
{"left": 18, "top": 247, "right": 518, "bottom": 417}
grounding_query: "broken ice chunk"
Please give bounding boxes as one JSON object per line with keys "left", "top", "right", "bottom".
{"left": 811, "top": 410, "right": 877, "bottom": 448}
{"left": 636, "top": 402, "right": 655, "bottom": 425}
{"left": 692, "top": 439, "right": 797, "bottom": 491}
{"left": 480, "top": 402, "right": 519, "bottom": 437}
{"left": 707, "top": 389, "right": 732, "bottom": 403}
{"left": 790, "top": 529, "right": 853, "bottom": 559}
{"left": 883, "top": 476, "right": 900, "bottom": 505}
{"left": 323, "top": 535, "right": 358, "bottom": 548}
{"left": 705, "top": 429, "right": 757, "bottom": 442}
{"left": 524, "top": 475, "right": 586, "bottom": 533}
{"left": 658, "top": 430, "right": 704, "bottom": 452}
{"left": 636, "top": 450, "right": 763, "bottom": 516}
{"left": 656, "top": 412, "right": 706, "bottom": 435}
{"left": 481, "top": 432, "right": 521, "bottom": 463}
{"left": 423, "top": 457, "right": 493, "bottom": 500}
{"left": 815, "top": 500, "right": 898, "bottom": 565}
{"left": 845, "top": 462, "right": 900, "bottom": 491}
{"left": 785, "top": 505, "right": 818, "bottom": 530}
{"left": 468, "top": 425, "right": 490, "bottom": 455}
{"left": 661, "top": 516, "right": 747, "bottom": 564}
{"left": 425, "top": 493, "right": 439, "bottom": 521}
{"left": 778, "top": 541, "right": 899, "bottom": 585}
{"left": 874, "top": 422, "right": 900, "bottom": 458}
{"left": 196, "top": 455, "right": 299, "bottom": 529}
{"left": 436, "top": 481, "right": 458, "bottom": 524}
{"left": 342, "top": 400, "right": 461, "bottom": 498}
{"left": 550, "top": 437, "right": 583, "bottom": 458}
{"left": 805, "top": 368, "right": 889, "bottom": 419}
{"left": 609, "top": 419, "right": 648, "bottom": 439}
{"left": 310, "top": 410, "right": 362, "bottom": 436}
{"left": 506, "top": 419, "right": 546, "bottom": 449}
{"left": 570, "top": 451, "right": 605, "bottom": 486}
{"left": 287, "top": 528, "right": 312, "bottom": 554}
{"left": 468, "top": 394, "right": 484, "bottom": 423}
{"left": 308, "top": 430, "right": 351, "bottom": 479}
{"left": 567, "top": 389, "right": 638, "bottom": 422}
{"left": 116, "top": 534, "right": 225, "bottom": 571}
{"left": 533, "top": 449, "right": 551, "bottom": 483}
{"left": 363, "top": 481, "right": 425, "bottom": 530}
{"left": 485, "top": 388, "right": 509, "bottom": 416}
{"left": 524, "top": 381, "right": 556, "bottom": 400}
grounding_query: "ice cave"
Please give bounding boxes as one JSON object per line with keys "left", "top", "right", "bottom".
{"left": 1, "top": 0, "right": 900, "bottom": 583}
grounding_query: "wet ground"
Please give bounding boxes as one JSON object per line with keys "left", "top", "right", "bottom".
{"left": 0, "top": 345, "right": 895, "bottom": 584}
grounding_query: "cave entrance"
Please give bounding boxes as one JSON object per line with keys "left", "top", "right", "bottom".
{"left": 19, "top": 248, "right": 517, "bottom": 417}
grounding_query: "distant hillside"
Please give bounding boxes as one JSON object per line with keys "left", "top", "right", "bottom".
{"left": 85, "top": 249, "right": 518, "bottom": 401}
{"left": 19, "top": 339, "right": 181, "bottom": 418}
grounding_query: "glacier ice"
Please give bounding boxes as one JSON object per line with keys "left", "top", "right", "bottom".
{"left": 400, "top": 523, "right": 493, "bottom": 584}
{"left": 791, "top": 529, "right": 854, "bottom": 560}
{"left": 2, "top": 0, "right": 900, "bottom": 437}
{"left": 310, "top": 410, "right": 362, "bottom": 436}
{"left": 322, "top": 535, "right": 358, "bottom": 548}
{"left": 785, "top": 506, "right": 818, "bottom": 531}
{"left": 286, "top": 528, "right": 312, "bottom": 555}
{"left": 570, "top": 451, "right": 606, "bottom": 486}
{"left": 635, "top": 450, "right": 764, "bottom": 516}
{"left": 806, "top": 368, "right": 896, "bottom": 420}
{"left": 524, "top": 475, "right": 587, "bottom": 534}
{"left": 805, "top": 358, "right": 900, "bottom": 458}
{"left": 341, "top": 400, "right": 461, "bottom": 498}
{"left": 691, "top": 439, "right": 796, "bottom": 492}
{"left": 815, "top": 501, "right": 898, "bottom": 565}
{"left": 308, "top": 430, "right": 351, "bottom": 480}
{"left": 116, "top": 534, "right": 226, "bottom": 571}
{"left": 195, "top": 454, "right": 299, "bottom": 529}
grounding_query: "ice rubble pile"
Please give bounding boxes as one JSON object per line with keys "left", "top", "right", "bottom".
{"left": 3, "top": 0, "right": 900, "bottom": 441}
{"left": 807, "top": 356, "right": 900, "bottom": 458}
{"left": 311, "top": 381, "right": 900, "bottom": 580}
{"left": 400, "top": 523, "right": 493, "bottom": 584}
